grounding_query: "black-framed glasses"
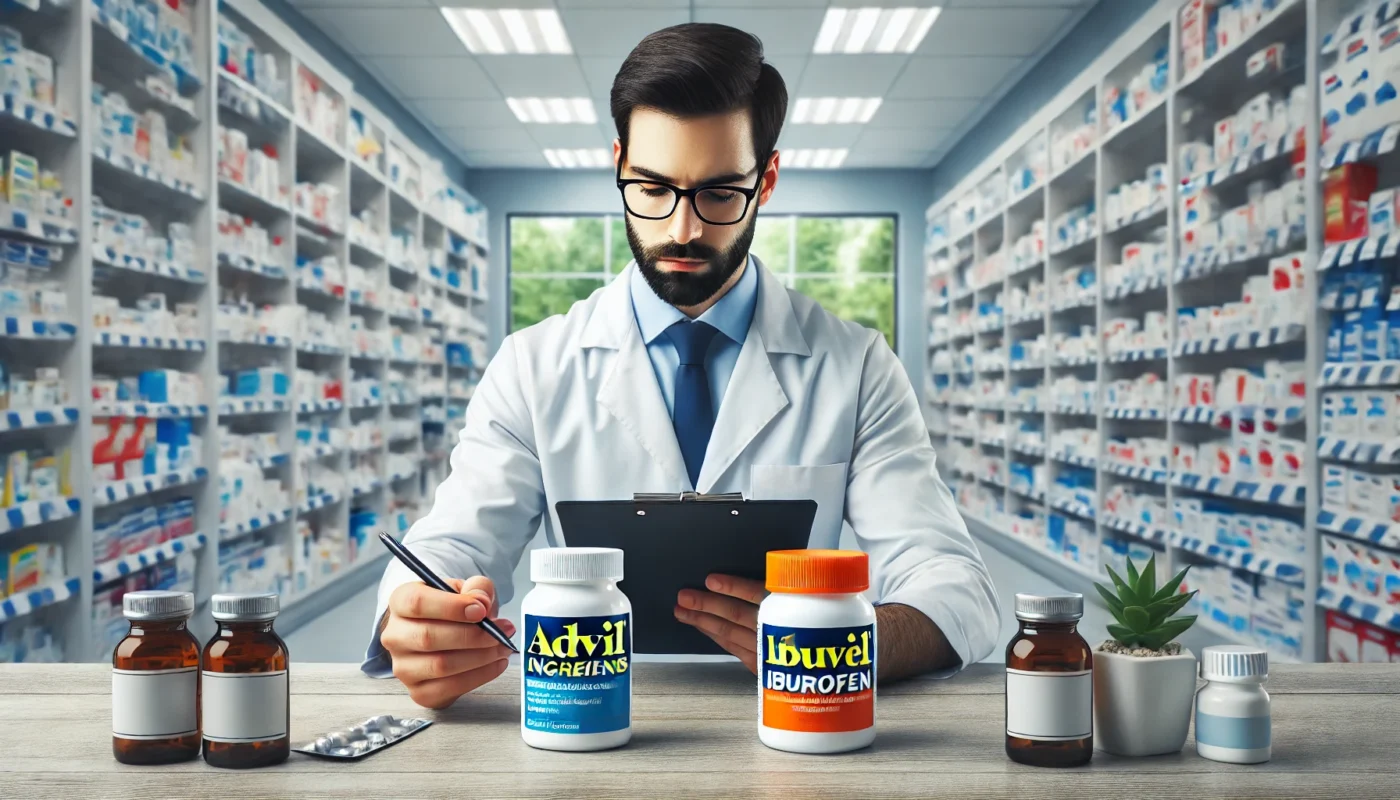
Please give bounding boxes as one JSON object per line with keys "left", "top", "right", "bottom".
{"left": 616, "top": 157, "right": 767, "bottom": 226}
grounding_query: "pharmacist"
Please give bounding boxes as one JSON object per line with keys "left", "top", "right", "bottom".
{"left": 363, "top": 23, "right": 1000, "bottom": 708}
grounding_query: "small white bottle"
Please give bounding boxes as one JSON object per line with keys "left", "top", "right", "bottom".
{"left": 1195, "top": 645, "right": 1271, "bottom": 764}
{"left": 520, "top": 547, "right": 631, "bottom": 752}
{"left": 757, "top": 549, "right": 877, "bottom": 754}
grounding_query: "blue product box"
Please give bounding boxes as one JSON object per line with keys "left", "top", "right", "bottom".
{"left": 1047, "top": 515, "right": 1066, "bottom": 554}
{"left": 138, "top": 370, "right": 171, "bottom": 403}
{"left": 1360, "top": 271, "right": 1389, "bottom": 309}
{"left": 1328, "top": 317, "right": 1345, "bottom": 362}
{"left": 234, "top": 370, "right": 262, "bottom": 397}
{"left": 1343, "top": 311, "right": 1365, "bottom": 361}
{"left": 1389, "top": 310, "right": 1400, "bottom": 359}
{"left": 155, "top": 419, "right": 191, "bottom": 448}
{"left": 1365, "top": 315, "right": 1389, "bottom": 361}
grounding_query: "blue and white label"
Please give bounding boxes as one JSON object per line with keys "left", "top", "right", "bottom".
{"left": 523, "top": 613, "right": 630, "bottom": 734}
{"left": 1195, "top": 711, "right": 1271, "bottom": 750}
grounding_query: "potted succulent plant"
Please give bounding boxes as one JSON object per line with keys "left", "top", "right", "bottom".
{"left": 1092, "top": 556, "right": 1200, "bottom": 757}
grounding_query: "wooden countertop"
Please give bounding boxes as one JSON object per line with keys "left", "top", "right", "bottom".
{"left": 0, "top": 662, "right": 1395, "bottom": 798}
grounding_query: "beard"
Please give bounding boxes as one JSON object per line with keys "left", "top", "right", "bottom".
{"left": 626, "top": 212, "right": 757, "bottom": 308}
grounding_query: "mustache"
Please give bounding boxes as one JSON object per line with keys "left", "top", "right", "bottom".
{"left": 645, "top": 241, "right": 720, "bottom": 261}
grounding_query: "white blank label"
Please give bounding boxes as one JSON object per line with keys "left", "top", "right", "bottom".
{"left": 112, "top": 668, "right": 198, "bottom": 739}
{"left": 1005, "top": 668, "right": 1092, "bottom": 741}
{"left": 202, "top": 671, "right": 288, "bottom": 742}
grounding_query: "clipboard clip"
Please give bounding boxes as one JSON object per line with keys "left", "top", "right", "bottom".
{"left": 633, "top": 491, "right": 746, "bottom": 502}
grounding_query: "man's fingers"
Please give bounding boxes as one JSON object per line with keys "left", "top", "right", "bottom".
{"left": 697, "top": 628, "right": 758, "bottom": 675}
{"left": 406, "top": 657, "right": 511, "bottom": 709}
{"left": 677, "top": 588, "right": 759, "bottom": 630}
{"left": 384, "top": 618, "right": 508, "bottom": 653}
{"left": 456, "top": 576, "right": 499, "bottom": 616}
{"left": 705, "top": 574, "right": 768, "bottom": 605}
{"left": 392, "top": 645, "right": 515, "bottom": 686}
{"left": 675, "top": 606, "right": 758, "bottom": 654}
{"left": 391, "top": 581, "right": 489, "bottom": 622}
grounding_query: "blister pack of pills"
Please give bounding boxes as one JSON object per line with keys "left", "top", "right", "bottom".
{"left": 293, "top": 715, "right": 432, "bottom": 760}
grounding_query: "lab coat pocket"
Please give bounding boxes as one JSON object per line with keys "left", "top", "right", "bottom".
{"left": 750, "top": 463, "right": 849, "bottom": 547}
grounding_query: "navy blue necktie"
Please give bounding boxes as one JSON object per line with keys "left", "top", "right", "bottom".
{"left": 665, "top": 320, "right": 722, "bottom": 488}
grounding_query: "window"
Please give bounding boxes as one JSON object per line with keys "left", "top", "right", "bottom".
{"left": 509, "top": 214, "right": 896, "bottom": 347}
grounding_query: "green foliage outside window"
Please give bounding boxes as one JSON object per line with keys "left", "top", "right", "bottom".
{"left": 509, "top": 215, "right": 896, "bottom": 348}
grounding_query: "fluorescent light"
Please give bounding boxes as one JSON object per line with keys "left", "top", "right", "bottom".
{"left": 844, "top": 8, "right": 880, "bottom": 53}
{"left": 784, "top": 149, "right": 848, "bottom": 169}
{"left": 792, "top": 97, "right": 881, "bottom": 125}
{"left": 535, "top": 10, "right": 571, "bottom": 54}
{"left": 793, "top": 98, "right": 813, "bottom": 124}
{"left": 498, "top": 9, "right": 535, "bottom": 54}
{"left": 812, "top": 7, "right": 942, "bottom": 54}
{"left": 441, "top": 8, "right": 573, "bottom": 55}
{"left": 877, "top": 8, "right": 917, "bottom": 53}
{"left": 813, "top": 8, "right": 847, "bottom": 54}
{"left": 507, "top": 97, "right": 596, "bottom": 123}
{"left": 543, "top": 148, "right": 611, "bottom": 169}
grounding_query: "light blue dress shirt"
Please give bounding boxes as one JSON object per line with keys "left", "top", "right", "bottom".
{"left": 629, "top": 255, "right": 759, "bottom": 418}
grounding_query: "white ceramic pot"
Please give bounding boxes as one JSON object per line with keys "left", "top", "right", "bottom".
{"left": 1093, "top": 647, "right": 1197, "bottom": 757}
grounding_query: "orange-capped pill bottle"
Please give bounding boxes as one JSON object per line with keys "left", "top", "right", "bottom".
{"left": 757, "top": 549, "right": 876, "bottom": 754}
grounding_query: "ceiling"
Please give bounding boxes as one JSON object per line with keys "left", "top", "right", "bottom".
{"left": 287, "top": 0, "right": 1097, "bottom": 170}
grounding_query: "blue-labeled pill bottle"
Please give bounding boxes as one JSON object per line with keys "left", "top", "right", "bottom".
{"left": 1195, "top": 645, "right": 1270, "bottom": 764}
{"left": 521, "top": 547, "right": 631, "bottom": 751}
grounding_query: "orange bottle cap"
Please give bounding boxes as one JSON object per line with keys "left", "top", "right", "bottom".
{"left": 765, "top": 549, "right": 869, "bottom": 594}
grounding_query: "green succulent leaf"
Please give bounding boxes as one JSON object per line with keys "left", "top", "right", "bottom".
{"left": 1151, "top": 565, "right": 1193, "bottom": 604}
{"left": 1094, "top": 582, "right": 1125, "bottom": 617}
{"left": 1099, "top": 557, "right": 1199, "bottom": 651}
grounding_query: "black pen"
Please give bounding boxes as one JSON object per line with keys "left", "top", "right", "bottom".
{"left": 378, "top": 532, "right": 520, "bottom": 653}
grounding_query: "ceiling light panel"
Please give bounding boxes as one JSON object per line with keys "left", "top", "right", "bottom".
{"left": 812, "top": 7, "right": 942, "bottom": 54}
{"left": 507, "top": 97, "right": 598, "bottom": 124}
{"left": 784, "top": 149, "right": 848, "bottom": 169}
{"left": 543, "top": 149, "right": 611, "bottom": 169}
{"left": 792, "top": 97, "right": 882, "bottom": 124}
{"left": 441, "top": 8, "right": 573, "bottom": 55}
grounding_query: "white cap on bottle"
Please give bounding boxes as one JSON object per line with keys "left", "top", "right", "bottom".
{"left": 531, "top": 547, "right": 624, "bottom": 583}
{"left": 1201, "top": 645, "right": 1268, "bottom": 682}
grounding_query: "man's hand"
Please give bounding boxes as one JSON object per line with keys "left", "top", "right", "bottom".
{"left": 381, "top": 576, "right": 517, "bottom": 709}
{"left": 675, "top": 574, "right": 767, "bottom": 673}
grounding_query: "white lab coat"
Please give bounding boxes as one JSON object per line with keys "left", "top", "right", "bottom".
{"left": 365, "top": 259, "right": 1000, "bottom": 674}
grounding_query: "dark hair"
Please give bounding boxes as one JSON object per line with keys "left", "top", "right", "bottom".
{"left": 611, "top": 23, "right": 788, "bottom": 169}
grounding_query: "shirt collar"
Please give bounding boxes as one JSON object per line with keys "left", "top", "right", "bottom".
{"left": 629, "top": 254, "right": 759, "bottom": 346}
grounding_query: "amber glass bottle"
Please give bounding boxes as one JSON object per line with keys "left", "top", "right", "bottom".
{"left": 112, "top": 591, "right": 201, "bottom": 765}
{"left": 202, "top": 593, "right": 290, "bottom": 768}
{"left": 1005, "top": 593, "right": 1093, "bottom": 767}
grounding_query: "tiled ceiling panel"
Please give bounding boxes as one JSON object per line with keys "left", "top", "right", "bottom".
{"left": 888, "top": 56, "right": 1024, "bottom": 100}
{"left": 292, "top": 0, "right": 1095, "bottom": 168}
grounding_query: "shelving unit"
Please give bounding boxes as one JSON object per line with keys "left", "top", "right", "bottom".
{"left": 925, "top": 0, "right": 1330, "bottom": 663}
{"left": 0, "top": 0, "right": 491, "bottom": 663}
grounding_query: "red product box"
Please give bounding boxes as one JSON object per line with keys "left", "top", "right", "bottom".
{"left": 1361, "top": 623, "right": 1393, "bottom": 663}
{"left": 1324, "top": 164, "right": 1378, "bottom": 244}
{"left": 1327, "top": 610, "right": 1363, "bottom": 662}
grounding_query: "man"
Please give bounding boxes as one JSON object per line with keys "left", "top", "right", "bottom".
{"left": 363, "top": 23, "right": 999, "bottom": 709}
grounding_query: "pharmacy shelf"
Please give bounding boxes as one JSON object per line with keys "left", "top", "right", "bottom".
{"left": 220, "top": 507, "right": 293, "bottom": 542}
{"left": 1102, "top": 462, "right": 1169, "bottom": 485}
{"left": 93, "top": 533, "right": 207, "bottom": 585}
{"left": 1172, "top": 534, "right": 1306, "bottom": 585}
{"left": 0, "top": 407, "right": 80, "bottom": 432}
{"left": 1174, "top": 225, "right": 1306, "bottom": 284}
{"left": 1317, "top": 438, "right": 1400, "bottom": 465}
{"left": 0, "top": 0, "right": 494, "bottom": 663}
{"left": 299, "top": 492, "right": 343, "bottom": 515}
{"left": 1316, "top": 587, "right": 1400, "bottom": 635}
{"left": 1104, "top": 273, "right": 1166, "bottom": 301}
{"left": 1171, "top": 407, "right": 1217, "bottom": 424}
{"left": 93, "top": 332, "right": 206, "bottom": 351}
{"left": 250, "top": 454, "right": 290, "bottom": 470}
{"left": 1104, "top": 407, "right": 1165, "bottom": 420}
{"left": 0, "top": 577, "right": 81, "bottom": 624}
{"left": 0, "top": 497, "right": 81, "bottom": 536}
{"left": 1101, "top": 515, "right": 1173, "bottom": 546}
{"left": 1107, "top": 347, "right": 1168, "bottom": 363}
{"left": 95, "top": 246, "right": 207, "bottom": 284}
{"left": 93, "top": 467, "right": 209, "bottom": 508}
{"left": 1174, "top": 325, "right": 1305, "bottom": 357}
{"left": 1318, "top": 361, "right": 1400, "bottom": 389}
{"left": 218, "top": 398, "right": 289, "bottom": 416}
{"left": 94, "top": 403, "right": 208, "bottom": 419}
{"left": 303, "top": 443, "right": 342, "bottom": 460}
{"left": 1049, "top": 497, "right": 1096, "bottom": 521}
{"left": 218, "top": 252, "right": 287, "bottom": 280}
{"left": 1194, "top": 614, "right": 1301, "bottom": 665}
{"left": 1170, "top": 472, "right": 1305, "bottom": 508}
{"left": 1011, "top": 442, "right": 1046, "bottom": 458}
{"left": 297, "top": 400, "right": 344, "bottom": 414}
{"left": 1316, "top": 507, "right": 1400, "bottom": 551}
{"left": 1320, "top": 122, "right": 1400, "bottom": 170}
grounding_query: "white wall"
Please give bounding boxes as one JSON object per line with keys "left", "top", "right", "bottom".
{"left": 466, "top": 168, "right": 933, "bottom": 389}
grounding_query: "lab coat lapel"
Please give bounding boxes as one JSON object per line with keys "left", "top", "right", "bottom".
{"left": 588, "top": 270, "right": 692, "bottom": 490}
{"left": 695, "top": 263, "right": 808, "bottom": 493}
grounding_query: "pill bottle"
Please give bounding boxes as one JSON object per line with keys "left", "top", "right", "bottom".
{"left": 202, "top": 592, "right": 290, "bottom": 768}
{"left": 521, "top": 547, "right": 632, "bottom": 751}
{"left": 757, "top": 549, "right": 877, "bottom": 754}
{"left": 1004, "top": 592, "right": 1093, "bottom": 768}
{"left": 112, "top": 590, "right": 201, "bottom": 765}
{"left": 1195, "top": 645, "right": 1270, "bottom": 764}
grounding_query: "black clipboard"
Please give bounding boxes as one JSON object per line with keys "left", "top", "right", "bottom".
{"left": 554, "top": 493, "right": 818, "bottom": 655}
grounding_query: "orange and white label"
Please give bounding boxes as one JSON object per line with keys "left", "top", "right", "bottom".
{"left": 759, "top": 623, "right": 875, "bottom": 733}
